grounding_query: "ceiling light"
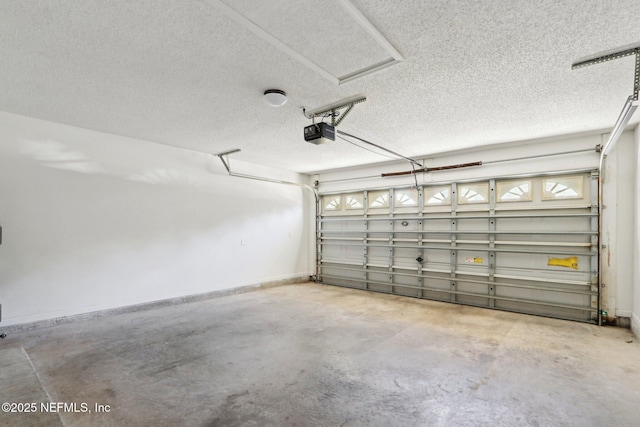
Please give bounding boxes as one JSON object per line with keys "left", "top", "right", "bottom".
{"left": 263, "top": 89, "right": 287, "bottom": 107}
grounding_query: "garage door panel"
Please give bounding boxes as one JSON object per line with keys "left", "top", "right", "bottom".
{"left": 457, "top": 294, "right": 491, "bottom": 308}
{"left": 415, "top": 290, "right": 446, "bottom": 302}
{"left": 368, "top": 247, "right": 389, "bottom": 265}
{"left": 368, "top": 283, "right": 394, "bottom": 293}
{"left": 319, "top": 245, "right": 345, "bottom": 262}
{"left": 394, "top": 287, "right": 417, "bottom": 297}
{"left": 367, "top": 271, "right": 389, "bottom": 284}
{"left": 322, "top": 245, "right": 363, "bottom": 264}
{"left": 424, "top": 218, "right": 450, "bottom": 231}
{"left": 496, "top": 250, "right": 591, "bottom": 272}
{"left": 394, "top": 216, "right": 419, "bottom": 226}
{"left": 455, "top": 277, "right": 489, "bottom": 295}
{"left": 494, "top": 300, "right": 592, "bottom": 322}
{"left": 318, "top": 171, "right": 598, "bottom": 323}
{"left": 495, "top": 234, "right": 591, "bottom": 246}
{"left": 493, "top": 275, "right": 591, "bottom": 289}
{"left": 394, "top": 248, "right": 420, "bottom": 269}
{"left": 322, "top": 265, "right": 361, "bottom": 280}
{"left": 456, "top": 250, "right": 490, "bottom": 275}
{"left": 421, "top": 248, "right": 450, "bottom": 264}
{"left": 368, "top": 220, "right": 390, "bottom": 232}
{"left": 456, "top": 233, "right": 490, "bottom": 243}
{"left": 393, "top": 275, "right": 421, "bottom": 297}
{"left": 494, "top": 281, "right": 590, "bottom": 306}
{"left": 457, "top": 218, "right": 488, "bottom": 231}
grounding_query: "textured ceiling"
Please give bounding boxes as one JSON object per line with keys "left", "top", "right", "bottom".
{"left": 1, "top": 0, "right": 640, "bottom": 173}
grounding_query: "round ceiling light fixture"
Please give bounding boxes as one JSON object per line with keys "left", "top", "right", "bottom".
{"left": 263, "top": 89, "right": 287, "bottom": 107}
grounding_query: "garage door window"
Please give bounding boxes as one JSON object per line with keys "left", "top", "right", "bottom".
{"left": 458, "top": 183, "right": 489, "bottom": 204}
{"left": 345, "top": 193, "right": 364, "bottom": 209}
{"left": 425, "top": 186, "right": 451, "bottom": 205}
{"left": 542, "top": 176, "right": 583, "bottom": 200}
{"left": 323, "top": 195, "right": 341, "bottom": 211}
{"left": 394, "top": 188, "right": 419, "bottom": 208}
{"left": 497, "top": 180, "right": 532, "bottom": 202}
{"left": 369, "top": 191, "right": 390, "bottom": 208}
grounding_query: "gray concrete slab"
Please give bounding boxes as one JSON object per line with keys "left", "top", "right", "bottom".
{"left": 0, "top": 344, "right": 64, "bottom": 426}
{"left": 1, "top": 282, "right": 638, "bottom": 426}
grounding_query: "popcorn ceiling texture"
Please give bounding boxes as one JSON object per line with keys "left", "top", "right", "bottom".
{"left": 0, "top": 0, "right": 639, "bottom": 172}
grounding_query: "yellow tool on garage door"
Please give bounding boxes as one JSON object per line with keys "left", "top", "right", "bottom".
{"left": 548, "top": 257, "right": 578, "bottom": 270}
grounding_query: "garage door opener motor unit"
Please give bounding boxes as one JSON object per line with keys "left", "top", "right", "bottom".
{"left": 304, "top": 123, "right": 335, "bottom": 145}
{"left": 302, "top": 96, "right": 366, "bottom": 144}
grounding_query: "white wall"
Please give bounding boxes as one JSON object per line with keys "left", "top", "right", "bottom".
{"left": 0, "top": 111, "right": 312, "bottom": 327}
{"left": 601, "top": 130, "right": 636, "bottom": 320}
{"left": 633, "top": 124, "right": 640, "bottom": 337}
{"left": 315, "top": 131, "right": 635, "bottom": 323}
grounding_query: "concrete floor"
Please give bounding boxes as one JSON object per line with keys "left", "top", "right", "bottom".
{"left": 1, "top": 282, "right": 639, "bottom": 427}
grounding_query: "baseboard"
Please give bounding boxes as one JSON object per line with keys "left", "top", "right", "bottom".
{"left": 0, "top": 275, "right": 309, "bottom": 335}
{"left": 632, "top": 313, "right": 640, "bottom": 340}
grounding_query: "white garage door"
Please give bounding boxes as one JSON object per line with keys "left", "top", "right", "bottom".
{"left": 318, "top": 171, "right": 599, "bottom": 323}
